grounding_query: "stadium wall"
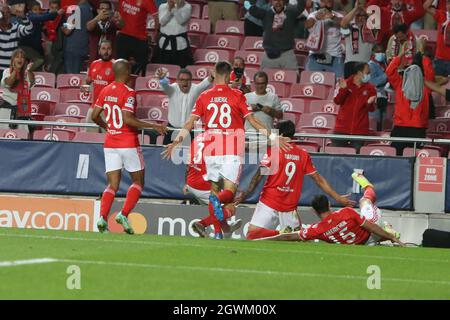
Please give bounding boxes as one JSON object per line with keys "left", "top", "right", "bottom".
{"left": 0, "top": 140, "right": 420, "bottom": 210}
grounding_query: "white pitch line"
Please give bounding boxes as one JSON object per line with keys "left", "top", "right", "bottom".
{"left": 0, "top": 232, "right": 449, "bottom": 264}
{"left": 0, "top": 258, "right": 59, "bottom": 268}
{"left": 57, "top": 258, "right": 450, "bottom": 286}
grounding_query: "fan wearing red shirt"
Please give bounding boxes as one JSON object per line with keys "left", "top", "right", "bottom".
{"left": 234, "top": 120, "right": 355, "bottom": 240}
{"left": 163, "top": 61, "right": 291, "bottom": 239}
{"left": 91, "top": 59, "right": 167, "bottom": 234}
{"left": 84, "top": 40, "right": 115, "bottom": 132}
{"left": 116, "top": 0, "right": 157, "bottom": 75}
{"left": 260, "top": 194, "right": 404, "bottom": 246}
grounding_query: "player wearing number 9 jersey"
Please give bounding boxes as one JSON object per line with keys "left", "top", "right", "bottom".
{"left": 234, "top": 120, "right": 356, "bottom": 240}
{"left": 91, "top": 59, "right": 167, "bottom": 235}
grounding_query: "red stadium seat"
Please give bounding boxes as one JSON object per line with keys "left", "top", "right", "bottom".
{"left": 30, "top": 101, "right": 54, "bottom": 117}
{"left": 186, "top": 65, "right": 212, "bottom": 80}
{"left": 137, "top": 94, "right": 169, "bottom": 109}
{"left": 191, "top": 3, "right": 202, "bottom": 18}
{"left": 56, "top": 73, "right": 87, "bottom": 89}
{"left": 435, "top": 107, "right": 450, "bottom": 118}
{"left": 282, "top": 112, "right": 299, "bottom": 126}
{"left": 300, "top": 70, "right": 336, "bottom": 87}
{"left": 242, "top": 67, "right": 258, "bottom": 83}
{"left": 412, "top": 29, "right": 437, "bottom": 43}
{"left": 369, "top": 117, "right": 378, "bottom": 131}
{"left": 428, "top": 119, "right": 450, "bottom": 133}
{"left": 0, "top": 128, "right": 29, "bottom": 139}
{"left": 298, "top": 113, "right": 336, "bottom": 130}
{"left": 193, "top": 49, "right": 233, "bottom": 66}
{"left": 215, "top": 20, "right": 244, "bottom": 36}
{"left": 295, "top": 128, "right": 331, "bottom": 146}
{"left": 294, "top": 38, "right": 308, "bottom": 54}
{"left": 43, "top": 116, "right": 81, "bottom": 132}
{"left": 234, "top": 50, "right": 264, "bottom": 68}
{"left": 251, "top": 82, "right": 290, "bottom": 98}
{"left": 188, "top": 19, "right": 211, "bottom": 36}
{"left": 240, "top": 36, "right": 264, "bottom": 51}
{"left": 324, "top": 146, "right": 357, "bottom": 155}
{"left": 403, "top": 147, "right": 441, "bottom": 157}
{"left": 33, "top": 129, "right": 73, "bottom": 141}
{"left": 188, "top": 33, "right": 206, "bottom": 50}
{"left": 53, "top": 102, "right": 90, "bottom": 119}
{"left": 432, "top": 92, "right": 446, "bottom": 107}
{"left": 136, "top": 106, "right": 168, "bottom": 121}
{"left": 263, "top": 68, "right": 298, "bottom": 84}
{"left": 359, "top": 145, "right": 397, "bottom": 156}
{"left": 308, "top": 100, "right": 340, "bottom": 114}
{"left": 294, "top": 142, "right": 320, "bottom": 153}
{"left": 135, "top": 76, "right": 165, "bottom": 93}
{"left": 59, "top": 88, "right": 93, "bottom": 103}
{"left": 73, "top": 132, "right": 106, "bottom": 143}
{"left": 146, "top": 64, "right": 181, "bottom": 80}
{"left": 279, "top": 98, "right": 307, "bottom": 113}
{"left": 30, "top": 87, "right": 60, "bottom": 104}
{"left": 202, "top": 4, "right": 208, "bottom": 19}
{"left": 33, "top": 72, "right": 55, "bottom": 88}
{"left": 289, "top": 83, "right": 328, "bottom": 100}
{"left": 204, "top": 34, "right": 242, "bottom": 51}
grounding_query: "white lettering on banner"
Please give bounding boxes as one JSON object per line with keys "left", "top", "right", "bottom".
{"left": 76, "top": 154, "right": 90, "bottom": 179}
{"left": 158, "top": 217, "right": 187, "bottom": 236}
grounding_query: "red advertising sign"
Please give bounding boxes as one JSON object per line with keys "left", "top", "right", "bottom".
{"left": 418, "top": 157, "right": 444, "bottom": 192}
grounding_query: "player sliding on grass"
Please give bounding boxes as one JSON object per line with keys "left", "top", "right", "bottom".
{"left": 258, "top": 173, "right": 405, "bottom": 246}
{"left": 234, "top": 120, "right": 355, "bottom": 240}
{"left": 162, "top": 61, "right": 290, "bottom": 239}
{"left": 92, "top": 59, "right": 167, "bottom": 234}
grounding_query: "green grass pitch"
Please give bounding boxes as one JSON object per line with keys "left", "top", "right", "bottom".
{"left": 0, "top": 227, "right": 449, "bottom": 299}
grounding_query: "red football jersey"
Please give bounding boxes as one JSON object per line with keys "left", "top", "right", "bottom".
{"left": 119, "top": 0, "right": 157, "bottom": 41}
{"left": 299, "top": 208, "right": 371, "bottom": 245}
{"left": 259, "top": 144, "right": 317, "bottom": 212}
{"left": 87, "top": 59, "right": 115, "bottom": 109}
{"left": 191, "top": 84, "right": 253, "bottom": 156}
{"left": 94, "top": 81, "right": 139, "bottom": 148}
{"left": 187, "top": 133, "right": 211, "bottom": 191}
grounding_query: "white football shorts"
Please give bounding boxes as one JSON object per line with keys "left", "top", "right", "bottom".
{"left": 204, "top": 155, "right": 242, "bottom": 184}
{"left": 104, "top": 147, "right": 145, "bottom": 173}
{"left": 250, "top": 201, "right": 300, "bottom": 230}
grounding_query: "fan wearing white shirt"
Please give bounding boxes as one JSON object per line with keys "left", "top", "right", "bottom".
{"left": 158, "top": 0, "right": 193, "bottom": 67}
{"left": 156, "top": 68, "right": 214, "bottom": 145}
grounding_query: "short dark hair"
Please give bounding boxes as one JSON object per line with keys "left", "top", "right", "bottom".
{"left": 30, "top": 0, "right": 41, "bottom": 9}
{"left": 177, "top": 68, "right": 192, "bottom": 79}
{"left": 99, "top": 0, "right": 112, "bottom": 9}
{"left": 99, "top": 39, "right": 112, "bottom": 47}
{"left": 311, "top": 195, "right": 330, "bottom": 214}
{"left": 393, "top": 23, "right": 408, "bottom": 35}
{"left": 275, "top": 120, "right": 295, "bottom": 138}
{"left": 354, "top": 62, "right": 368, "bottom": 74}
{"left": 215, "top": 61, "right": 232, "bottom": 76}
{"left": 372, "top": 44, "right": 384, "bottom": 53}
{"left": 253, "top": 71, "right": 268, "bottom": 83}
{"left": 49, "top": 0, "right": 60, "bottom": 5}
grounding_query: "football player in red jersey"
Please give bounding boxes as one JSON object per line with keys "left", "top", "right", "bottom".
{"left": 259, "top": 194, "right": 405, "bottom": 246}
{"left": 91, "top": 59, "right": 167, "bottom": 234}
{"left": 234, "top": 120, "right": 355, "bottom": 240}
{"left": 162, "top": 61, "right": 291, "bottom": 239}
{"left": 185, "top": 132, "right": 242, "bottom": 238}
{"left": 84, "top": 40, "right": 115, "bottom": 132}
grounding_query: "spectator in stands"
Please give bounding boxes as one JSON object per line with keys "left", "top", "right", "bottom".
{"left": 0, "top": 48, "right": 34, "bottom": 129}
{"left": 386, "top": 46, "right": 432, "bottom": 155}
{"left": 305, "top": 0, "right": 344, "bottom": 78}
{"left": 341, "top": 2, "right": 376, "bottom": 78}
{"left": 43, "top": 0, "right": 64, "bottom": 73}
{"left": 18, "top": 1, "right": 61, "bottom": 72}
{"left": 332, "top": 62, "right": 377, "bottom": 151}
{"left": 155, "top": 68, "right": 214, "bottom": 145}
{"left": 208, "top": 0, "right": 239, "bottom": 33}
{"left": 424, "top": 0, "right": 450, "bottom": 77}
{"left": 0, "top": 2, "right": 33, "bottom": 79}
{"left": 246, "top": 0, "right": 307, "bottom": 70}
{"left": 244, "top": 71, "right": 282, "bottom": 134}
{"left": 61, "top": 0, "right": 93, "bottom": 73}
{"left": 87, "top": 0, "right": 123, "bottom": 64}
{"left": 230, "top": 56, "right": 251, "bottom": 94}
{"left": 368, "top": 44, "right": 389, "bottom": 131}
{"left": 158, "top": 0, "right": 193, "bottom": 68}
{"left": 385, "top": 23, "right": 422, "bottom": 65}
{"left": 117, "top": 0, "right": 157, "bottom": 76}
{"left": 244, "top": 0, "right": 269, "bottom": 36}
{"left": 84, "top": 40, "right": 114, "bottom": 133}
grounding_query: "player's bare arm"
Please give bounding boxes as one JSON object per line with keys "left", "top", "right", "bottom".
{"left": 91, "top": 106, "right": 108, "bottom": 130}
{"left": 309, "top": 172, "right": 356, "bottom": 207}
{"left": 122, "top": 110, "right": 168, "bottom": 135}
{"left": 234, "top": 168, "right": 263, "bottom": 204}
{"left": 246, "top": 114, "right": 292, "bottom": 151}
{"left": 255, "top": 232, "right": 301, "bottom": 241}
{"left": 161, "top": 114, "right": 198, "bottom": 159}
{"left": 362, "top": 220, "right": 405, "bottom": 247}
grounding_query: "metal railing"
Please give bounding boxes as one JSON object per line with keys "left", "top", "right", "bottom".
{"left": 1, "top": 119, "right": 450, "bottom": 155}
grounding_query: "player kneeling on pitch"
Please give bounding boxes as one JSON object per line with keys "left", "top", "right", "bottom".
{"left": 91, "top": 59, "right": 167, "bottom": 234}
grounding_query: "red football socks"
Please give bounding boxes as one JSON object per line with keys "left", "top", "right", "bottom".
{"left": 208, "top": 202, "right": 222, "bottom": 233}
{"left": 363, "top": 186, "right": 377, "bottom": 203}
{"left": 246, "top": 228, "right": 279, "bottom": 240}
{"left": 121, "top": 183, "right": 142, "bottom": 217}
{"left": 100, "top": 186, "right": 115, "bottom": 220}
{"left": 223, "top": 207, "right": 234, "bottom": 220}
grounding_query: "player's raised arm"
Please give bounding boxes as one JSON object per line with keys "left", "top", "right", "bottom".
{"left": 161, "top": 114, "right": 198, "bottom": 160}
{"left": 361, "top": 220, "right": 405, "bottom": 247}
{"left": 309, "top": 172, "right": 356, "bottom": 207}
{"left": 254, "top": 232, "right": 301, "bottom": 241}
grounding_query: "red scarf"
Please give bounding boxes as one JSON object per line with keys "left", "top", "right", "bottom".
{"left": 350, "top": 23, "right": 377, "bottom": 54}
{"left": 44, "top": 14, "right": 62, "bottom": 42}
{"left": 442, "top": 12, "right": 450, "bottom": 47}
{"left": 10, "top": 69, "right": 31, "bottom": 117}
{"left": 391, "top": 32, "right": 416, "bottom": 63}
